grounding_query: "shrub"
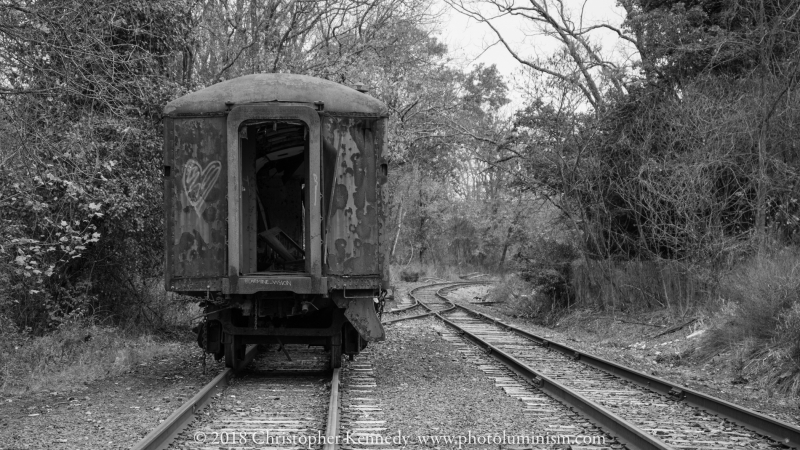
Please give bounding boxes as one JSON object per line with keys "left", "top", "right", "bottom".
{"left": 0, "top": 0, "right": 191, "bottom": 333}
{"left": 702, "top": 247, "right": 800, "bottom": 395}
{"left": 512, "top": 238, "right": 577, "bottom": 309}
{"left": 571, "top": 258, "right": 710, "bottom": 311}
{"left": 400, "top": 270, "right": 422, "bottom": 282}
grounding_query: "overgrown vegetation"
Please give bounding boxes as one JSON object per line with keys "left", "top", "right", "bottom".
{"left": 2, "top": 0, "right": 799, "bottom": 398}
{"left": 438, "top": 0, "right": 800, "bottom": 395}
{"left": 0, "top": 0, "right": 476, "bottom": 391}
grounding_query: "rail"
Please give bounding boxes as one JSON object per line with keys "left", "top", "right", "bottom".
{"left": 322, "top": 368, "right": 341, "bottom": 450}
{"left": 131, "top": 346, "right": 343, "bottom": 450}
{"left": 382, "top": 281, "right": 488, "bottom": 324}
{"left": 449, "top": 298, "right": 800, "bottom": 449}
{"left": 130, "top": 346, "right": 259, "bottom": 450}
{"left": 422, "top": 284, "right": 671, "bottom": 450}
{"left": 408, "top": 281, "right": 800, "bottom": 450}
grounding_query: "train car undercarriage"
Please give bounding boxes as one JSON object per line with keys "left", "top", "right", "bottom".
{"left": 195, "top": 291, "right": 383, "bottom": 369}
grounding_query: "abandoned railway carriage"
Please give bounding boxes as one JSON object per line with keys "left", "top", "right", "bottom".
{"left": 163, "top": 74, "right": 389, "bottom": 369}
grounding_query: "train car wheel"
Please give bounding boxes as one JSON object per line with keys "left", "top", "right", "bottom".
{"left": 224, "top": 341, "right": 236, "bottom": 368}
{"left": 224, "top": 336, "right": 245, "bottom": 369}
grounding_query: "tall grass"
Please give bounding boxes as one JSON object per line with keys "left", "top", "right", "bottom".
{"left": 0, "top": 321, "right": 184, "bottom": 394}
{"left": 0, "top": 284, "right": 200, "bottom": 395}
{"left": 702, "top": 248, "right": 800, "bottom": 396}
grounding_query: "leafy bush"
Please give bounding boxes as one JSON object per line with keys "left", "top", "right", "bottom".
{"left": 400, "top": 270, "right": 423, "bottom": 282}
{"left": 514, "top": 239, "right": 577, "bottom": 301}
{"left": 0, "top": 0, "right": 191, "bottom": 333}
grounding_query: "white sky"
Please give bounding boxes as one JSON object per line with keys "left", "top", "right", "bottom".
{"left": 431, "top": 0, "right": 635, "bottom": 107}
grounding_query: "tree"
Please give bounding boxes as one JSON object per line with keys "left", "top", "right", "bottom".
{"left": 445, "top": 0, "right": 634, "bottom": 108}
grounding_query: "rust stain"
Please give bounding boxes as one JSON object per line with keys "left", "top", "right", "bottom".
{"left": 322, "top": 117, "right": 379, "bottom": 275}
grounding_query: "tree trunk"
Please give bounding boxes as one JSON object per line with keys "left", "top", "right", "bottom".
{"left": 497, "top": 226, "right": 513, "bottom": 272}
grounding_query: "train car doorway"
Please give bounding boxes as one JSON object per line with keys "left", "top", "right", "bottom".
{"left": 239, "top": 120, "right": 308, "bottom": 274}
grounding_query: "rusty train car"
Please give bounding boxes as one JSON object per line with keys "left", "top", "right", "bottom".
{"left": 162, "top": 74, "right": 389, "bottom": 369}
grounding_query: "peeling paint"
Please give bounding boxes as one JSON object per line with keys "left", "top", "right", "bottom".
{"left": 322, "top": 117, "right": 380, "bottom": 275}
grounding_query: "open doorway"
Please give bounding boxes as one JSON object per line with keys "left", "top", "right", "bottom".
{"left": 240, "top": 120, "right": 307, "bottom": 273}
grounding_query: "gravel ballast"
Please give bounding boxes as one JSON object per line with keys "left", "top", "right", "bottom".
{"left": 372, "top": 317, "right": 603, "bottom": 448}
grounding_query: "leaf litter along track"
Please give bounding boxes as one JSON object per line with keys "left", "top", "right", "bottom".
{"left": 409, "top": 282, "right": 800, "bottom": 450}
{"left": 131, "top": 345, "right": 341, "bottom": 450}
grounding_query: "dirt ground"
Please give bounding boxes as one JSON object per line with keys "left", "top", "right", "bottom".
{"left": 0, "top": 341, "right": 226, "bottom": 450}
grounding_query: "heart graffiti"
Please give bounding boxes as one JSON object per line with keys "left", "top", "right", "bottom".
{"left": 183, "top": 159, "right": 222, "bottom": 216}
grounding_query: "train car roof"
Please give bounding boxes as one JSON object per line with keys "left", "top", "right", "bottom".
{"left": 164, "top": 73, "right": 387, "bottom": 116}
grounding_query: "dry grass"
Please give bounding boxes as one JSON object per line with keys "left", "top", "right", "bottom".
{"left": 701, "top": 248, "right": 800, "bottom": 396}
{"left": 0, "top": 286, "right": 200, "bottom": 396}
{"left": 0, "top": 320, "right": 187, "bottom": 395}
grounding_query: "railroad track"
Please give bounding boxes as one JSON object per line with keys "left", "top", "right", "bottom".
{"left": 409, "top": 282, "right": 800, "bottom": 450}
{"left": 337, "top": 348, "right": 395, "bottom": 450}
{"left": 438, "top": 324, "right": 619, "bottom": 448}
{"left": 382, "top": 281, "right": 488, "bottom": 324}
{"left": 131, "top": 345, "right": 342, "bottom": 450}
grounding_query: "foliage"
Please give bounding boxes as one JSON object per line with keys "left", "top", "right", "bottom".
{"left": 187, "top": 0, "right": 437, "bottom": 85}
{"left": 488, "top": 0, "right": 800, "bottom": 265}
{"left": 0, "top": 0, "right": 191, "bottom": 332}
{"left": 625, "top": 0, "right": 800, "bottom": 84}
{"left": 513, "top": 237, "right": 578, "bottom": 309}
{"left": 383, "top": 61, "right": 553, "bottom": 274}
{"left": 456, "top": 0, "right": 800, "bottom": 396}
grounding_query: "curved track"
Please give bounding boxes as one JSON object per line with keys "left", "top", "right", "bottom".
{"left": 413, "top": 282, "right": 800, "bottom": 450}
{"left": 382, "top": 281, "right": 489, "bottom": 325}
